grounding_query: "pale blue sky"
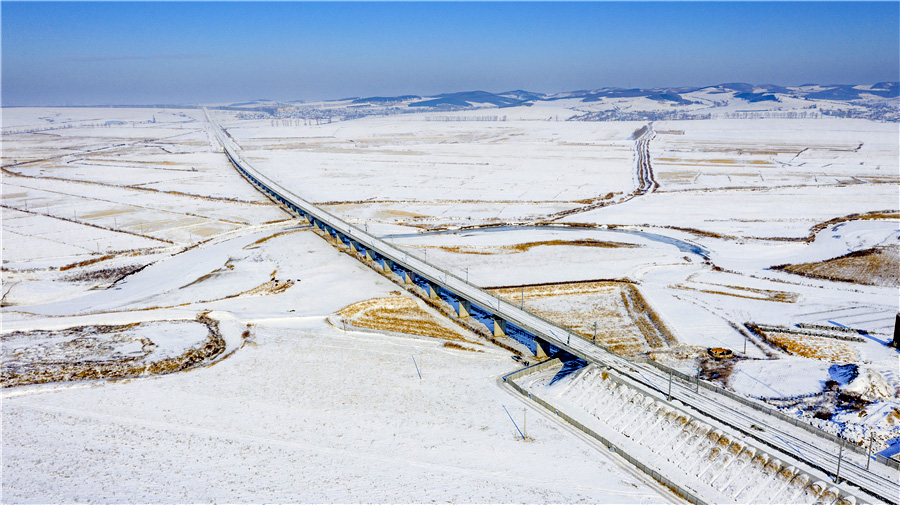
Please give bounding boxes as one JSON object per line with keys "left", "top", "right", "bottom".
{"left": 3, "top": 1, "right": 898, "bottom": 105}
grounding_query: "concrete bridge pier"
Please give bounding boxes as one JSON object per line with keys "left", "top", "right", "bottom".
{"left": 401, "top": 271, "right": 414, "bottom": 285}
{"left": 492, "top": 317, "right": 507, "bottom": 337}
{"left": 457, "top": 299, "right": 471, "bottom": 318}
{"left": 534, "top": 338, "right": 550, "bottom": 359}
{"left": 426, "top": 282, "right": 441, "bottom": 299}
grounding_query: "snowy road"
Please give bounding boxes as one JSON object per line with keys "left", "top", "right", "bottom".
{"left": 634, "top": 124, "right": 658, "bottom": 195}
{"left": 206, "top": 112, "right": 898, "bottom": 504}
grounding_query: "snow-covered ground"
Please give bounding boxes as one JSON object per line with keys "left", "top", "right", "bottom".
{"left": 1, "top": 228, "right": 669, "bottom": 502}
{"left": 2, "top": 104, "right": 898, "bottom": 500}
{"left": 2, "top": 108, "right": 675, "bottom": 502}
{"left": 216, "top": 108, "right": 899, "bottom": 454}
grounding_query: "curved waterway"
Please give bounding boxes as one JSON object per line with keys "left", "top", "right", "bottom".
{"left": 383, "top": 225, "right": 711, "bottom": 259}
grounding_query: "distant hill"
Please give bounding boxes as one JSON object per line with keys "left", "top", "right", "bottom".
{"left": 249, "top": 81, "right": 897, "bottom": 123}
{"left": 352, "top": 95, "right": 420, "bottom": 105}
{"left": 408, "top": 90, "right": 528, "bottom": 108}
{"left": 311, "top": 82, "right": 897, "bottom": 112}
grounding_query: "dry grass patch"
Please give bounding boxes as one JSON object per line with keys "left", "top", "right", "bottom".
{"left": 440, "top": 239, "right": 637, "bottom": 255}
{"left": 247, "top": 228, "right": 306, "bottom": 246}
{"left": 376, "top": 209, "right": 431, "bottom": 219}
{"left": 763, "top": 331, "right": 857, "bottom": 362}
{"left": 1, "top": 315, "right": 224, "bottom": 388}
{"left": 443, "top": 342, "right": 482, "bottom": 352}
{"left": 775, "top": 244, "right": 899, "bottom": 287}
{"left": 674, "top": 282, "right": 798, "bottom": 303}
{"left": 337, "top": 296, "right": 479, "bottom": 344}
{"left": 240, "top": 279, "right": 294, "bottom": 296}
{"left": 59, "top": 254, "right": 115, "bottom": 271}
{"left": 488, "top": 281, "right": 672, "bottom": 356}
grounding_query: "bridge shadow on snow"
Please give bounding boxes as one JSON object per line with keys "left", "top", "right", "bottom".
{"left": 548, "top": 352, "right": 588, "bottom": 385}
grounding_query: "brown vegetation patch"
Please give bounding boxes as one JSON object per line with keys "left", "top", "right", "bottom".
{"left": 240, "top": 279, "right": 294, "bottom": 296}
{"left": 247, "top": 228, "right": 307, "bottom": 246}
{"left": 377, "top": 209, "right": 431, "bottom": 219}
{"left": 79, "top": 208, "right": 134, "bottom": 219}
{"left": 620, "top": 284, "right": 678, "bottom": 349}
{"left": 808, "top": 211, "right": 899, "bottom": 239}
{"left": 59, "top": 254, "right": 115, "bottom": 271}
{"left": 572, "top": 192, "right": 616, "bottom": 205}
{"left": 674, "top": 282, "right": 798, "bottom": 303}
{"left": 443, "top": 342, "right": 482, "bottom": 352}
{"left": 62, "top": 264, "right": 144, "bottom": 283}
{"left": 887, "top": 408, "right": 900, "bottom": 426}
{"left": 758, "top": 330, "right": 857, "bottom": 362}
{"left": 488, "top": 281, "right": 673, "bottom": 356}
{"left": 337, "top": 296, "right": 479, "bottom": 344}
{"left": 440, "top": 238, "right": 638, "bottom": 255}
{"left": 774, "top": 244, "right": 899, "bottom": 287}
{"left": 699, "top": 354, "right": 740, "bottom": 387}
{"left": 1, "top": 314, "right": 224, "bottom": 388}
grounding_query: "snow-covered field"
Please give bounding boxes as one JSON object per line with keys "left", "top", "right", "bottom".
{"left": 2, "top": 103, "right": 898, "bottom": 500}
{"left": 216, "top": 105, "right": 899, "bottom": 454}
{"left": 1, "top": 107, "right": 677, "bottom": 502}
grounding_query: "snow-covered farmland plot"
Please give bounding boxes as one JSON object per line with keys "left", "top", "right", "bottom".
{"left": 219, "top": 111, "right": 641, "bottom": 227}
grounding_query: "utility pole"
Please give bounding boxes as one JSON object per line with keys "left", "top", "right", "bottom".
{"left": 835, "top": 438, "right": 845, "bottom": 483}
{"left": 667, "top": 370, "right": 673, "bottom": 400}
{"left": 593, "top": 322, "right": 597, "bottom": 344}
{"left": 865, "top": 431, "right": 874, "bottom": 470}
